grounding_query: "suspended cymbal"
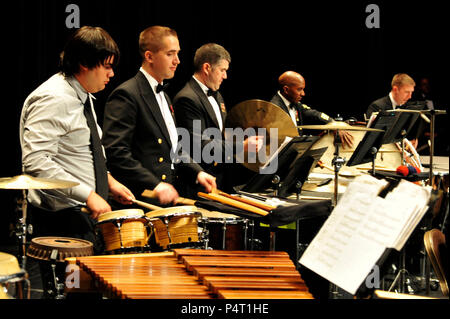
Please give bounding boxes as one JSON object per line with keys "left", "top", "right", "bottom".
{"left": 298, "top": 121, "right": 385, "bottom": 132}
{"left": 225, "top": 99, "right": 299, "bottom": 172}
{"left": 0, "top": 174, "right": 79, "bottom": 190}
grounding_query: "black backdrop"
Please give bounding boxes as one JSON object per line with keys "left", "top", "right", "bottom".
{"left": 1, "top": 0, "right": 447, "bottom": 243}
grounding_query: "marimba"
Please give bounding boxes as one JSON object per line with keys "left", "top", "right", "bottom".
{"left": 67, "top": 249, "right": 313, "bottom": 299}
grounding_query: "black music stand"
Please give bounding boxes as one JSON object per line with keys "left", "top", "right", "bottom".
{"left": 347, "top": 106, "right": 426, "bottom": 179}
{"left": 241, "top": 136, "right": 321, "bottom": 195}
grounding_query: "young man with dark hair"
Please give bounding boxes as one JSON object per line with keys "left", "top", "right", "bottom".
{"left": 20, "top": 26, "right": 134, "bottom": 252}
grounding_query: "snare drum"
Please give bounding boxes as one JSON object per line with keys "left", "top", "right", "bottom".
{"left": 0, "top": 252, "right": 28, "bottom": 299}
{"left": 199, "top": 211, "right": 252, "bottom": 250}
{"left": 145, "top": 206, "right": 204, "bottom": 249}
{"left": 96, "top": 209, "right": 150, "bottom": 253}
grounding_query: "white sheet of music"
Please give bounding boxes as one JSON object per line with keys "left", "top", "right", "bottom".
{"left": 299, "top": 175, "right": 431, "bottom": 295}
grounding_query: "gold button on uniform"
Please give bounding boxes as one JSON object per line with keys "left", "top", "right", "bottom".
{"left": 159, "top": 157, "right": 164, "bottom": 163}
{"left": 161, "top": 175, "right": 166, "bottom": 180}
{"left": 158, "top": 138, "right": 162, "bottom": 144}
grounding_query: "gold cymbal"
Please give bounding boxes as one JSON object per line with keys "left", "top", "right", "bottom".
{"left": 0, "top": 174, "right": 79, "bottom": 190}
{"left": 298, "top": 121, "right": 385, "bottom": 132}
{"left": 225, "top": 99, "right": 299, "bottom": 172}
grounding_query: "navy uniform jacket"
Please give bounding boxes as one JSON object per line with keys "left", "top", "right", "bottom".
{"left": 173, "top": 77, "right": 231, "bottom": 190}
{"left": 270, "top": 93, "right": 331, "bottom": 130}
{"left": 102, "top": 71, "right": 202, "bottom": 199}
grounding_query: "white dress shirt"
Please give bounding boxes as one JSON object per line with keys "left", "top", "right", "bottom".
{"left": 139, "top": 68, "right": 178, "bottom": 160}
{"left": 278, "top": 91, "right": 297, "bottom": 125}
{"left": 193, "top": 76, "right": 223, "bottom": 132}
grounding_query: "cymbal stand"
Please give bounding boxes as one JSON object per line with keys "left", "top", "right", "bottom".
{"left": 329, "top": 130, "right": 346, "bottom": 299}
{"left": 269, "top": 175, "right": 281, "bottom": 251}
{"left": 331, "top": 131, "right": 346, "bottom": 208}
{"left": 16, "top": 189, "right": 29, "bottom": 270}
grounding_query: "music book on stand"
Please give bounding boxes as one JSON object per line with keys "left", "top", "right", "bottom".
{"left": 299, "top": 174, "right": 431, "bottom": 295}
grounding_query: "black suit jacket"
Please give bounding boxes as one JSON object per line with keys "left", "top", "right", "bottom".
{"left": 173, "top": 77, "right": 232, "bottom": 189}
{"left": 365, "top": 95, "right": 393, "bottom": 120}
{"left": 102, "top": 71, "right": 202, "bottom": 198}
{"left": 270, "top": 93, "right": 331, "bottom": 127}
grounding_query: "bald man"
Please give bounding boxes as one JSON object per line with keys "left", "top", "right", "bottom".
{"left": 270, "top": 71, "right": 332, "bottom": 126}
{"left": 270, "top": 71, "right": 353, "bottom": 148}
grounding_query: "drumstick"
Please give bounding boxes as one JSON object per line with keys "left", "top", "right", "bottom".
{"left": 80, "top": 199, "right": 162, "bottom": 215}
{"left": 217, "top": 191, "right": 276, "bottom": 211}
{"left": 141, "top": 189, "right": 197, "bottom": 206}
{"left": 198, "top": 192, "right": 270, "bottom": 216}
{"left": 132, "top": 199, "right": 162, "bottom": 211}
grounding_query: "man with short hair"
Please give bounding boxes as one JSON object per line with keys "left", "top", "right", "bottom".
{"left": 20, "top": 26, "right": 134, "bottom": 251}
{"left": 173, "top": 43, "right": 262, "bottom": 191}
{"left": 102, "top": 26, "right": 216, "bottom": 205}
{"left": 365, "top": 73, "right": 416, "bottom": 120}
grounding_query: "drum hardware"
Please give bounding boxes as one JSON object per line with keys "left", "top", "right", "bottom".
{"left": 271, "top": 175, "right": 281, "bottom": 197}
{"left": 0, "top": 174, "right": 79, "bottom": 269}
{"left": 49, "top": 249, "right": 65, "bottom": 299}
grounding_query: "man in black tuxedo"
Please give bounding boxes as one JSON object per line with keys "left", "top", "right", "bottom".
{"left": 365, "top": 73, "right": 419, "bottom": 147}
{"left": 102, "top": 26, "right": 216, "bottom": 205}
{"left": 270, "top": 71, "right": 353, "bottom": 148}
{"left": 173, "top": 43, "right": 262, "bottom": 191}
{"left": 365, "top": 73, "right": 415, "bottom": 120}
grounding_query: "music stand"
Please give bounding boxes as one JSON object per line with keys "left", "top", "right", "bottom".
{"left": 241, "top": 136, "right": 320, "bottom": 194}
{"left": 347, "top": 106, "right": 424, "bottom": 174}
{"left": 346, "top": 111, "right": 393, "bottom": 174}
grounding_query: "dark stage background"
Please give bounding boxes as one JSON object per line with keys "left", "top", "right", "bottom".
{"left": 1, "top": 0, "right": 447, "bottom": 243}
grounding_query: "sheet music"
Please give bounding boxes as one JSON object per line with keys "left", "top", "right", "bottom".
{"left": 261, "top": 136, "right": 292, "bottom": 169}
{"left": 299, "top": 175, "right": 431, "bottom": 295}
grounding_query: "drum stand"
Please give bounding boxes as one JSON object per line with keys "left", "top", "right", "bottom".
{"left": 329, "top": 130, "right": 346, "bottom": 299}
{"left": 15, "top": 189, "right": 30, "bottom": 270}
{"left": 331, "top": 131, "right": 346, "bottom": 209}
{"left": 48, "top": 249, "right": 65, "bottom": 299}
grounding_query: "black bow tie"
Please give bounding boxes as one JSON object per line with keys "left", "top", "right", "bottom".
{"left": 207, "top": 89, "right": 218, "bottom": 99}
{"left": 156, "top": 83, "right": 169, "bottom": 93}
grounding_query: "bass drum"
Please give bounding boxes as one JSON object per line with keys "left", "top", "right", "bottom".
{"left": 310, "top": 130, "right": 403, "bottom": 176}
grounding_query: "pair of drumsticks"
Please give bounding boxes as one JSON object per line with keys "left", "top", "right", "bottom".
{"left": 139, "top": 189, "right": 274, "bottom": 217}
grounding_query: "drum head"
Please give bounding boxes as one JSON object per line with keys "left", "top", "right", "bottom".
{"left": 97, "top": 209, "right": 145, "bottom": 223}
{"left": 145, "top": 206, "right": 207, "bottom": 219}
{"left": 0, "top": 253, "right": 23, "bottom": 280}
{"left": 27, "top": 236, "right": 94, "bottom": 262}
{"left": 199, "top": 210, "right": 241, "bottom": 220}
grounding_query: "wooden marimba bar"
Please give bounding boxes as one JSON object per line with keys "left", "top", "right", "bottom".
{"left": 68, "top": 249, "right": 313, "bottom": 299}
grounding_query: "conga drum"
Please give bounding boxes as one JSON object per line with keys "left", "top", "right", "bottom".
{"left": 0, "top": 252, "right": 28, "bottom": 299}
{"left": 27, "top": 236, "right": 93, "bottom": 298}
{"left": 145, "top": 206, "right": 204, "bottom": 249}
{"left": 96, "top": 209, "right": 151, "bottom": 253}
{"left": 199, "top": 211, "right": 252, "bottom": 250}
